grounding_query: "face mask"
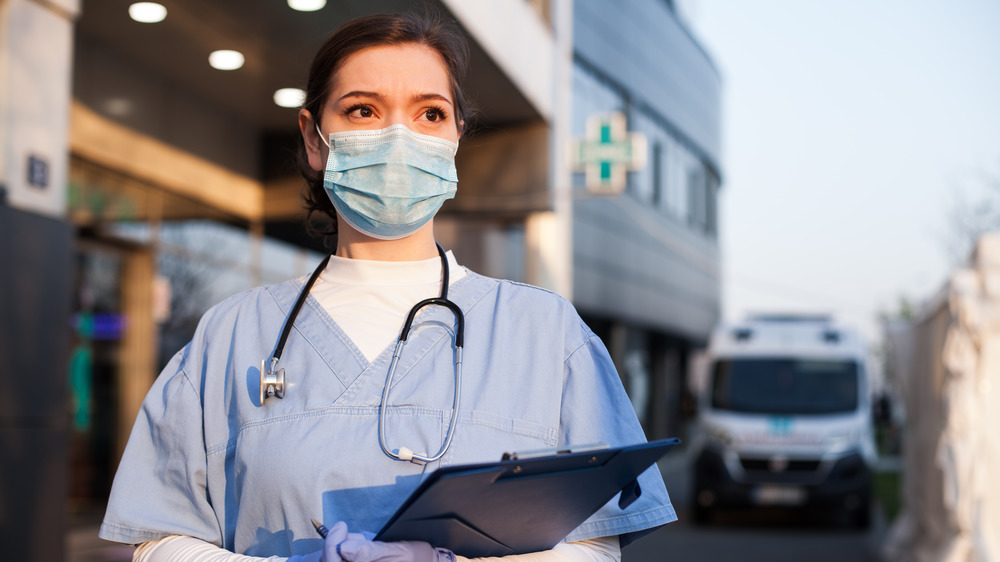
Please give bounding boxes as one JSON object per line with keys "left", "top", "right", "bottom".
{"left": 318, "top": 124, "right": 459, "bottom": 240}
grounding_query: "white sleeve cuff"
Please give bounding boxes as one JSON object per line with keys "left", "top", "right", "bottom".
{"left": 133, "top": 536, "right": 290, "bottom": 562}
{"left": 454, "top": 536, "right": 620, "bottom": 562}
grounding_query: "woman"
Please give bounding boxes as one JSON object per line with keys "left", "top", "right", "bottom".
{"left": 99, "top": 12, "right": 675, "bottom": 562}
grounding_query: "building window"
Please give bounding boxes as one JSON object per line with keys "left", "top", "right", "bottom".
{"left": 687, "top": 167, "right": 705, "bottom": 231}
{"left": 706, "top": 172, "right": 719, "bottom": 237}
{"left": 652, "top": 141, "right": 663, "bottom": 207}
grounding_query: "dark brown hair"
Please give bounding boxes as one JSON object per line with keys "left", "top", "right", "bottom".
{"left": 298, "top": 12, "right": 472, "bottom": 236}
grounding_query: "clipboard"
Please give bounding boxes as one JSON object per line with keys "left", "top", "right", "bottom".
{"left": 375, "top": 437, "right": 680, "bottom": 558}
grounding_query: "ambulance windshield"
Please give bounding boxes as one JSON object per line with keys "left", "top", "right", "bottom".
{"left": 710, "top": 357, "right": 859, "bottom": 415}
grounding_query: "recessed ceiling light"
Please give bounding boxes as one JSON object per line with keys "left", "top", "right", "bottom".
{"left": 105, "top": 98, "right": 133, "bottom": 117}
{"left": 209, "top": 50, "right": 245, "bottom": 71}
{"left": 274, "top": 88, "right": 306, "bottom": 108}
{"left": 287, "top": 0, "right": 326, "bottom": 12}
{"left": 128, "top": 2, "right": 167, "bottom": 23}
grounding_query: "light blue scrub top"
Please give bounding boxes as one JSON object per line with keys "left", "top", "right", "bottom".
{"left": 100, "top": 271, "right": 676, "bottom": 556}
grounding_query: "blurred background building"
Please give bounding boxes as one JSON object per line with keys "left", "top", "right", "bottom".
{"left": 569, "top": 0, "right": 721, "bottom": 442}
{"left": 0, "top": 0, "right": 721, "bottom": 559}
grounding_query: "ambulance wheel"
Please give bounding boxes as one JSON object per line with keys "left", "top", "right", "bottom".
{"left": 692, "top": 499, "right": 713, "bottom": 525}
{"left": 850, "top": 502, "right": 871, "bottom": 529}
{"left": 848, "top": 489, "right": 872, "bottom": 529}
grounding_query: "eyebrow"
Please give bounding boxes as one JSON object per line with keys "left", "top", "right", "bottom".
{"left": 337, "top": 90, "right": 453, "bottom": 106}
{"left": 412, "top": 92, "right": 453, "bottom": 106}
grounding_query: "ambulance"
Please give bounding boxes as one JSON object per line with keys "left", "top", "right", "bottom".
{"left": 690, "top": 315, "right": 876, "bottom": 527}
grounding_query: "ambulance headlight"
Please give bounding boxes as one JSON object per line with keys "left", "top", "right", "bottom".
{"left": 825, "top": 432, "right": 856, "bottom": 453}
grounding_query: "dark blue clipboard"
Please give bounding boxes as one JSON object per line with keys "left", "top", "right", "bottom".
{"left": 375, "top": 437, "right": 680, "bottom": 558}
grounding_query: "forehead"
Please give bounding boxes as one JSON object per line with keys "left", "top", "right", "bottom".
{"left": 331, "top": 43, "right": 453, "bottom": 96}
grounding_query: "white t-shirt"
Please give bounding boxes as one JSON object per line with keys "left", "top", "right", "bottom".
{"left": 309, "top": 251, "right": 467, "bottom": 362}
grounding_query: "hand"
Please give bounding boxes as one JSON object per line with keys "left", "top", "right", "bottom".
{"left": 338, "top": 535, "right": 456, "bottom": 562}
{"left": 289, "top": 521, "right": 355, "bottom": 562}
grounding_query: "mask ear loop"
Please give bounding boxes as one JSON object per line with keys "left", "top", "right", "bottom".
{"left": 315, "top": 122, "right": 331, "bottom": 149}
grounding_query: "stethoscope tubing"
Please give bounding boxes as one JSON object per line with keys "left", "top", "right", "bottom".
{"left": 378, "top": 333, "right": 463, "bottom": 465}
{"left": 261, "top": 243, "right": 465, "bottom": 466}
{"left": 398, "top": 297, "right": 465, "bottom": 347}
{"left": 378, "top": 244, "right": 464, "bottom": 464}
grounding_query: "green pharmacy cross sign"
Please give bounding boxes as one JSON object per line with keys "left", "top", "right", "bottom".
{"left": 571, "top": 112, "right": 647, "bottom": 194}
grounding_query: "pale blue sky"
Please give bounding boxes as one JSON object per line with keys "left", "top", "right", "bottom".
{"left": 676, "top": 0, "right": 1000, "bottom": 342}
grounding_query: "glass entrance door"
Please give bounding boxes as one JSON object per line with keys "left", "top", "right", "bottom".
{"left": 68, "top": 242, "right": 125, "bottom": 522}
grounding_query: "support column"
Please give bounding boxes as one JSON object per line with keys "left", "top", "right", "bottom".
{"left": 117, "top": 249, "right": 157, "bottom": 462}
{"left": 0, "top": 1, "right": 80, "bottom": 560}
{"left": 525, "top": 0, "right": 573, "bottom": 297}
{"left": 0, "top": 0, "right": 79, "bottom": 216}
{"left": 607, "top": 322, "right": 629, "bottom": 390}
{"left": 646, "top": 342, "right": 669, "bottom": 440}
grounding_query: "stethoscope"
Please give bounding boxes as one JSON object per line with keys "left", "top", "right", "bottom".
{"left": 260, "top": 243, "right": 464, "bottom": 465}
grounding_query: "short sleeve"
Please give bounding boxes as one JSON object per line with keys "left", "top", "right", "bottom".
{"left": 559, "top": 333, "right": 677, "bottom": 546}
{"left": 99, "top": 346, "right": 223, "bottom": 546}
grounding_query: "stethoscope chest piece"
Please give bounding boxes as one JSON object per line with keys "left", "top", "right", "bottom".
{"left": 257, "top": 253, "right": 331, "bottom": 406}
{"left": 260, "top": 358, "right": 285, "bottom": 404}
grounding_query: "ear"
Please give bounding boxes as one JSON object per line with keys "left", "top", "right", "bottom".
{"left": 298, "top": 109, "right": 327, "bottom": 172}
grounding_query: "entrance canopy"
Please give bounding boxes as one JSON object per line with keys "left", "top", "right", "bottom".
{"left": 72, "top": 0, "right": 557, "bottom": 249}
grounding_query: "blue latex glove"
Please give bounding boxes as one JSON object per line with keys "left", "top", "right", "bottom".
{"left": 288, "top": 521, "right": 361, "bottom": 562}
{"left": 337, "top": 535, "right": 456, "bottom": 562}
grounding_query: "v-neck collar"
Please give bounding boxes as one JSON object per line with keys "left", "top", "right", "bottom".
{"left": 266, "top": 270, "right": 498, "bottom": 406}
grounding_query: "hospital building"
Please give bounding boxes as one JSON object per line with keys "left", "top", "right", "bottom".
{"left": 0, "top": 0, "right": 722, "bottom": 558}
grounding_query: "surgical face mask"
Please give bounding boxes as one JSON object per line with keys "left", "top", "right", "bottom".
{"left": 317, "top": 124, "right": 459, "bottom": 240}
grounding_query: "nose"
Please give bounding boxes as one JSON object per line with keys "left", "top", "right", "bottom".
{"left": 385, "top": 109, "right": 413, "bottom": 130}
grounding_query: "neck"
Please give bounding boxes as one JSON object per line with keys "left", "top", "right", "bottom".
{"left": 335, "top": 220, "right": 439, "bottom": 261}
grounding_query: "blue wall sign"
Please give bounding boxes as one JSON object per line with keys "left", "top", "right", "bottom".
{"left": 27, "top": 154, "right": 49, "bottom": 189}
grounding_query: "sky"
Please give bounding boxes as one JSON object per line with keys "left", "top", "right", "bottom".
{"left": 672, "top": 0, "right": 1000, "bottom": 344}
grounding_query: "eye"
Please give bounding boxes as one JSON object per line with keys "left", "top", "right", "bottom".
{"left": 423, "top": 107, "right": 447, "bottom": 122}
{"left": 344, "top": 104, "right": 374, "bottom": 118}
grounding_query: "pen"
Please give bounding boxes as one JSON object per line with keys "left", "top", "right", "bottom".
{"left": 311, "top": 518, "right": 329, "bottom": 539}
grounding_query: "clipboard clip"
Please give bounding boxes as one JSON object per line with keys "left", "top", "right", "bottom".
{"left": 501, "top": 442, "right": 609, "bottom": 461}
{"left": 618, "top": 478, "right": 642, "bottom": 509}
